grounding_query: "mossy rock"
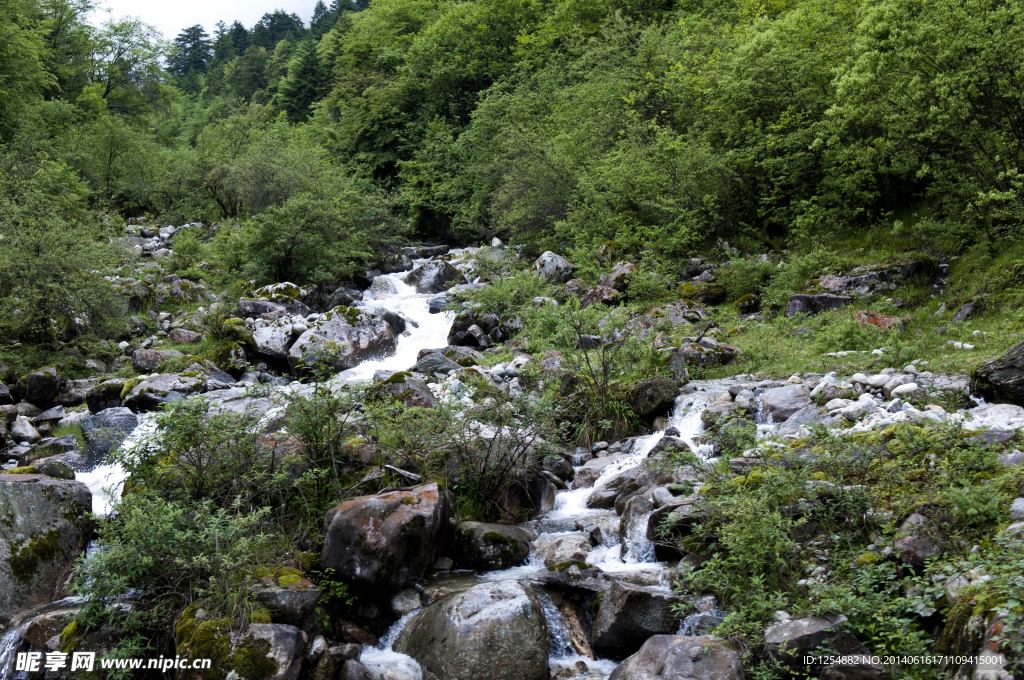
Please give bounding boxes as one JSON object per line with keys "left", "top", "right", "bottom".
{"left": 733, "top": 293, "right": 760, "bottom": 313}
{"left": 175, "top": 605, "right": 279, "bottom": 680}
{"left": 677, "top": 281, "right": 726, "bottom": 305}
{"left": 206, "top": 342, "right": 247, "bottom": 372}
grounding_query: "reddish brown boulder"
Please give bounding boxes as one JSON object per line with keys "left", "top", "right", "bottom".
{"left": 319, "top": 483, "right": 450, "bottom": 591}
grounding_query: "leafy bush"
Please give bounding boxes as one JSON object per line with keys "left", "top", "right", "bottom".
{"left": 812, "top": 314, "right": 886, "bottom": 353}
{"left": 456, "top": 268, "right": 554, "bottom": 318}
{"left": 625, "top": 266, "right": 671, "bottom": 303}
{"left": 719, "top": 258, "right": 777, "bottom": 301}
{"left": 170, "top": 229, "right": 206, "bottom": 273}
{"left": 0, "top": 155, "right": 125, "bottom": 341}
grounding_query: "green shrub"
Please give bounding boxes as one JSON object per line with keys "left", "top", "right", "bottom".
{"left": 719, "top": 258, "right": 777, "bottom": 300}
{"left": 812, "top": 314, "right": 887, "bottom": 353}
{"left": 170, "top": 229, "right": 206, "bottom": 273}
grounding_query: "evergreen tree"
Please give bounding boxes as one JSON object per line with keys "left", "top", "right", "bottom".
{"left": 168, "top": 25, "right": 212, "bottom": 76}
{"left": 310, "top": 0, "right": 334, "bottom": 38}
{"left": 277, "top": 38, "right": 328, "bottom": 122}
{"left": 249, "top": 10, "right": 305, "bottom": 50}
{"left": 228, "top": 20, "right": 249, "bottom": 53}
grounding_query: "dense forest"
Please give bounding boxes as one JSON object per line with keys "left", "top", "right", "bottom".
{"left": 2, "top": 0, "right": 1023, "bottom": 339}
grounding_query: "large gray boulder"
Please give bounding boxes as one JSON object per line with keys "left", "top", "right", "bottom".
{"left": 122, "top": 373, "right": 205, "bottom": 412}
{"left": 57, "top": 378, "right": 99, "bottom": 407}
{"left": 369, "top": 373, "right": 437, "bottom": 408}
{"left": 11, "top": 416, "right": 41, "bottom": 445}
{"left": 0, "top": 475, "right": 92, "bottom": 624}
{"left": 320, "top": 483, "right": 449, "bottom": 590}
{"left": 0, "top": 381, "right": 11, "bottom": 405}
{"left": 242, "top": 623, "right": 306, "bottom": 680}
{"left": 591, "top": 582, "right": 678, "bottom": 658}
{"left": 255, "top": 583, "right": 322, "bottom": 624}
{"left": 394, "top": 581, "right": 549, "bottom": 680}
{"left": 18, "top": 367, "right": 64, "bottom": 404}
{"left": 451, "top": 522, "right": 534, "bottom": 571}
{"left": 81, "top": 407, "right": 138, "bottom": 463}
{"left": 765, "top": 613, "right": 872, "bottom": 673}
{"left": 85, "top": 378, "right": 128, "bottom": 413}
{"left": 785, "top": 293, "right": 851, "bottom": 317}
{"left": 252, "top": 319, "right": 297, "bottom": 362}
{"left": 631, "top": 377, "right": 679, "bottom": 418}
{"left": 288, "top": 307, "right": 397, "bottom": 375}
{"left": 405, "top": 261, "right": 468, "bottom": 294}
{"left": 531, "top": 533, "right": 592, "bottom": 567}
{"left": 412, "top": 353, "right": 462, "bottom": 375}
{"left": 760, "top": 384, "right": 810, "bottom": 422}
{"left": 609, "top": 635, "right": 743, "bottom": 680}
{"left": 532, "top": 252, "right": 577, "bottom": 284}
{"left": 131, "top": 349, "right": 184, "bottom": 372}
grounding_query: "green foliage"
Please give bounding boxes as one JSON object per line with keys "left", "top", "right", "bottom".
{"left": 719, "top": 258, "right": 777, "bottom": 301}
{"left": 0, "top": 154, "right": 125, "bottom": 341}
{"left": 812, "top": 313, "right": 886, "bottom": 353}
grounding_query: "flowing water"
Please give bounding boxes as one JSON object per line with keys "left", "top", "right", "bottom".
{"left": 6, "top": 260, "right": 717, "bottom": 680}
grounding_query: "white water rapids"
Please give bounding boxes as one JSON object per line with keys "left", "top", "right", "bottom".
{"left": 5, "top": 258, "right": 715, "bottom": 680}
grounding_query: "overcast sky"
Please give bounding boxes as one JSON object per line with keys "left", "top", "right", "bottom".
{"left": 90, "top": 0, "right": 323, "bottom": 41}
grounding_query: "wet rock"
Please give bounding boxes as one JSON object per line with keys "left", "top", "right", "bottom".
{"left": 85, "top": 378, "right": 128, "bottom": 413}
{"left": 369, "top": 373, "right": 437, "bottom": 408}
{"left": 0, "top": 381, "right": 11, "bottom": 405}
{"left": 427, "top": 294, "right": 449, "bottom": 314}
{"left": 310, "top": 645, "right": 362, "bottom": 680}
{"left": 631, "top": 376, "right": 679, "bottom": 418}
{"left": 405, "top": 261, "right": 468, "bottom": 294}
{"left": 18, "top": 367, "right": 64, "bottom": 404}
{"left": 608, "top": 635, "right": 743, "bottom": 680}
{"left": 123, "top": 373, "right": 206, "bottom": 412}
{"left": 575, "top": 454, "right": 632, "bottom": 488}
{"left": 499, "top": 471, "right": 557, "bottom": 518}
{"left": 255, "top": 583, "right": 322, "bottom": 625}
{"left": 452, "top": 522, "right": 534, "bottom": 571}
{"left": 394, "top": 581, "right": 549, "bottom": 680}
{"left": 591, "top": 582, "right": 678, "bottom": 658}
{"left": 760, "top": 384, "right": 810, "bottom": 422}
{"left": 80, "top": 407, "right": 138, "bottom": 465}
{"left": 320, "top": 482, "right": 450, "bottom": 590}
{"left": 532, "top": 533, "right": 593, "bottom": 567}
{"left": 542, "top": 454, "right": 575, "bottom": 482}
{"left": 288, "top": 307, "right": 398, "bottom": 375}
{"left": 587, "top": 488, "right": 619, "bottom": 509}
{"left": 412, "top": 353, "right": 462, "bottom": 375}
{"left": 0, "top": 475, "right": 92, "bottom": 623}
{"left": 533, "top": 252, "right": 577, "bottom": 284}
{"left": 242, "top": 623, "right": 306, "bottom": 680}
{"left": 894, "top": 513, "right": 945, "bottom": 567}
{"left": 785, "top": 293, "right": 851, "bottom": 317}
{"left": 131, "top": 349, "right": 185, "bottom": 372}
{"left": 391, "top": 589, "right": 422, "bottom": 616}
